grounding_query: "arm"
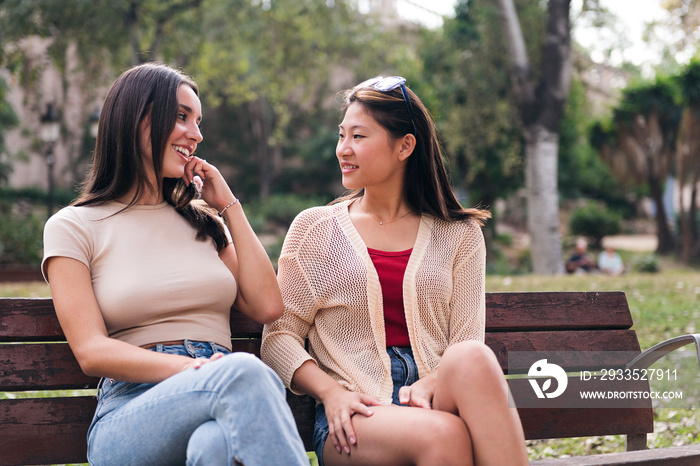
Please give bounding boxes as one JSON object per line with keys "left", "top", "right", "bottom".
{"left": 260, "top": 214, "right": 320, "bottom": 390}
{"left": 261, "top": 211, "right": 380, "bottom": 453}
{"left": 46, "top": 257, "right": 218, "bottom": 383}
{"left": 448, "top": 224, "right": 487, "bottom": 344}
{"left": 217, "top": 206, "right": 283, "bottom": 324}
{"left": 184, "top": 156, "right": 283, "bottom": 324}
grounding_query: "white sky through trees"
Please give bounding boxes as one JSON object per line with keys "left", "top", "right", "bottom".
{"left": 397, "top": 0, "right": 673, "bottom": 69}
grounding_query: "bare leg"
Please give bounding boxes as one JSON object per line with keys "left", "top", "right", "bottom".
{"left": 322, "top": 405, "right": 472, "bottom": 466}
{"left": 433, "top": 341, "right": 528, "bottom": 466}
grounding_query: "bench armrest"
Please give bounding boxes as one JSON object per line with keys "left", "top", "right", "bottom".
{"left": 626, "top": 334, "right": 700, "bottom": 372}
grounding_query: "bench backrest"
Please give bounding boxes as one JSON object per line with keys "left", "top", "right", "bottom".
{"left": 0, "top": 292, "right": 653, "bottom": 465}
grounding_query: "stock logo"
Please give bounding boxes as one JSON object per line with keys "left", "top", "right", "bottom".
{"left": 528, "top": 359, "right": 568, "bottom": 399}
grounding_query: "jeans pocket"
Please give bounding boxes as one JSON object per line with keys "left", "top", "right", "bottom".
{"left": 95, "top": 380, "right": 149, "bottom": 419}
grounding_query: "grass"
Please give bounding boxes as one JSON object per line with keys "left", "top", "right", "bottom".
{"left": 0, "top": 282, "right": 51, "bottom": 297}
{"left": 3, "top": 263, "right": 699, "bottom": 461}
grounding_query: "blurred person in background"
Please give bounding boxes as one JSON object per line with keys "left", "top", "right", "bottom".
{"left": 566, "top": 237, "right": 596, "bottom": 274}
{"left": 598, "top": 240, "right": 624, "bottom": 276}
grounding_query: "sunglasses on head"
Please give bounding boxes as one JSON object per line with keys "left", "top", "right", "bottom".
{"left": 353, "top": 76, "right": 418, "bottom": 136}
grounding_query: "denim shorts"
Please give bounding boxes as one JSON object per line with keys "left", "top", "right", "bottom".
{"left": 312, "top": 346, "right": 419, "bottom": 466}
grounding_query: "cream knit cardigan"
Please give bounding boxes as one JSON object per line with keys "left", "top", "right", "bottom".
{"left": 261, "top": 200, "right": 486, "bottom": 405}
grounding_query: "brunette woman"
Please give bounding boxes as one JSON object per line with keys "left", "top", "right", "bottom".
{"left": 43, "top": 63, "right": 308, "bottom": 465}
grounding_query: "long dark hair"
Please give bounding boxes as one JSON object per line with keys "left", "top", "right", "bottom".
{"left": 75, "top": 63, "right": 227, "bottom": 250}
{"left": 335, "top": 79, "right": 490, "bottom": 226}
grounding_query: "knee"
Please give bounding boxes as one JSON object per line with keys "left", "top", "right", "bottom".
{"left": 187, "top": 421, "right": 228, "bottom": 466}
{"left": 441, "top": 341, "right": 504, "bottom": 386}
{"left": 217, "top": 353, "right": 284, "bottom": 393}
{"left": 420, "top": 415, "right": 473, "bottom": 464}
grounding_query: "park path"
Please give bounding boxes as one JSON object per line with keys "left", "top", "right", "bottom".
{"left": 602, "top": 235, "right": 657, "bottom": 252}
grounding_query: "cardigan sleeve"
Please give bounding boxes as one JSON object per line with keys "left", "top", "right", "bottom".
{"left": 261, "top": 211, "right": 318, "bottom": 394}
{"left": 448, "top": 220, "right": 486, "bottom": 344}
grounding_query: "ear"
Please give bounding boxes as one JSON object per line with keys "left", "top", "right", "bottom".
{"left": 397, "top": 133, "right": 416, "bottom": 162}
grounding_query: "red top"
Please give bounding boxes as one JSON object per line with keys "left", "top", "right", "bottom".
{"left": 367, "top": 247, "right": 412, "bottom": 347}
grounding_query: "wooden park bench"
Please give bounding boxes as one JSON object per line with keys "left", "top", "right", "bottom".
{"left": 2, "top": 291, "right": 700, "bottom": 465}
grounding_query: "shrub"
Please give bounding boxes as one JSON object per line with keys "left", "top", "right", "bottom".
{"left": 630, "top": 254, "right": 660, "bottom": 273}
{"left": 569, "top": 202, "right": 622, "bottom": 248}
{"left": 244, "top": 194, "right": 330, "bottom": 234}
{"left": 486, "top": 243, "right": 532, "bottom": 276}
{"left": 0, "top": 202, "right": 45, "bottom": 267}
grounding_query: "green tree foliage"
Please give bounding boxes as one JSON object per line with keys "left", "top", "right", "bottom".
{"left": 418, "top": 0, "right": 629, "bottom": 243}
{"left": 0, "top": 0, "right": 205, "bottom": 70}
{"left": 0, "top": 0, "right": 413, "bottom": 201}
{"left": 592, "top": 77, "right": 681, "bottom": 254}
{"left": 558, "top": 77, "right": 633, "bottom": 216}
{"left": 0, "top": 201, "right": 44, "bottom": 267}
{"left": 418, "top": 1, "right": 531, "bottom": 235}
{"left": 184, "top": 0, "right": 406, "bottom": 199}
{"left": 0, "top": 77, "right": 18, "bottom": 186}
{"left": 569, "top": 201, "right": 621, "bottom": 249}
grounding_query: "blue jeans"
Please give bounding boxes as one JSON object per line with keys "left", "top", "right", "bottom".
{"left": 312, "top": 346, "right": 419, "bottom": 466}
{"left": 87, "top": 340, "right": 308, "bottom": 466}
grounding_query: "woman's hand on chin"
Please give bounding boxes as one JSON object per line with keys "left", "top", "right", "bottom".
{"left": 182, "top": 156, "right": 236, "bottom": 212}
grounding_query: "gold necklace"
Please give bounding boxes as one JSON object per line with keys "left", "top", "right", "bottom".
{"left": 358, "top": 199, "right": 413, "bottom": 226}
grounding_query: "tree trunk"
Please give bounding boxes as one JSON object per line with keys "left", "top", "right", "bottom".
{"left": 676, "top": 107, "right": 700, "bottom": 262}
{"left": 526, "top": 125, "right": 564, "bottom": 274}
{"left": 690, "top": 180, "right": 699, "bottom": 255}
{"left": 125, "top": 2, "right": 142, "bottom": 65}
{"left": 649, "top": 175, "right": 675, "bottom": 254}
{"left": 497, "top": 0, "right": 570, "bottom": 274}
{"left": 690, "top": 180, "right": 700, "bottom": 262}
{"left": 679, "top": 172, "right": 700, "bottom": 262}
{"left": 248, "top": 99, "right": 270, "bottom": 199}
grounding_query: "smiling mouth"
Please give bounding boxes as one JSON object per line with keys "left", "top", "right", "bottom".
{"left": 173, "top": 145, "right": 191, "bottom": 158}
{"left": 341, "top": 163, "right": 358, "bottom": 170}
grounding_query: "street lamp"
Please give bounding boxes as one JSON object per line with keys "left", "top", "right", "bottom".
{"left": 40, "top": 103, "right": 60, "bottom": 218}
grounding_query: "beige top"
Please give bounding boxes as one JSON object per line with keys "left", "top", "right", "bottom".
{"left": 42, "top": 201, "right": 237, "bottom": 350}
{"left": 261, "top": 201, "right": 486, "bottom": 405}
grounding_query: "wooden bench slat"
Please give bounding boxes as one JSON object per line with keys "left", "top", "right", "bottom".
{"left": 486, "top": 291, "right": 633, "bottom": 331}
{"left": 0, "top": 298, "right": 263, "bottom": 341}
{"left": 0, "top": 298, "right": 62, "bottom": 341}
{"left": 487, "top": 329, "right": 642, "bottom": 372}
{"left": 0, "top": 343, "right": 95, "bottom": 391}
{"left": 509, "top": 378, "right": 653, "bottom": 410}
{"left": 520, "top": 406, "right": 654, "bottom": 440}
{"left": 230, "top": 313, "right": 263, "bottom": 336}
{"left": 0, "top": 393, "right": 656, "bottom": 464}
{"left": 286, "top": 392, "right": 316, "bottom": 452}
{"left": 0, "top": 396, "right": 94, "bottom": 466}
{"left": 2, "top": 292, "right": 634, "bottom": 340}
{"left": 5, "top": 330, "right": 641, "bottom": 390}
{"left": 0, "top": 341, "right": 263, "bottom": 391}
{"left": 0, "top": 395, "right": 316, "bottom": 465}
